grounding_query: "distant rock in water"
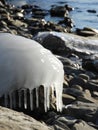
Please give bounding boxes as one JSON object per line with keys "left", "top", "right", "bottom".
{"left": 34, "top": 31, "right": 98, "bottom": 56}
{"left": 0, "top": 33, "right": 64, "bottom": 112}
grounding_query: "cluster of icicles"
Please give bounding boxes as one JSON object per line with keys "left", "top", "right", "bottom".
{"left": 0, "top": 33, "right": 64, "bottom": 112}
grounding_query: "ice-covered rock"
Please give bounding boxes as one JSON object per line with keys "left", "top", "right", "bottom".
{"left": 0, "top": 33, "right": 64, "bottom": 112}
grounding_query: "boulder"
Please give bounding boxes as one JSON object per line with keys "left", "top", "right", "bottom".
{"left": 0, "top": 106, "right": 53, "bottom": 130}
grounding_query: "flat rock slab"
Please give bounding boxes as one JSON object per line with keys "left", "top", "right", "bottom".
{"left": 0, "top": 106, "right": 52, "bottom": 130}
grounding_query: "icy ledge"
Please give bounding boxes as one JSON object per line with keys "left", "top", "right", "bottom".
{"left": 0, "top": 33, "right": 64, "bottom": 112}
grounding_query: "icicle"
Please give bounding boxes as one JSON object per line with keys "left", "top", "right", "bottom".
{"left": 55, "top": 83, "right": 63, "bottom": 112}
{"left": 36, "top": 88, "right": 39, "bottom": 108}
{"left": 46, "top": 87, "right": 50, "bottom": 110}
{"left": 18, "top": 90, "right": 21, "bottom": 108}
{"left": 24, "top": 89, "right": 27, "bottom": 109}
{"left": 44, "top": 86, "right": 47, "bottom": 112}
{"left": 13, "top": 91, "right": 16, "bottom": 108}
{"left": 4, "top": 94, "right": 8, "bottom": 107}
{"left": 9, "top": 92, "right": 13, "bottom": 109}
{"left": 30, "top": 90, "right": 33, "bottom": 111}
{"left": 51, "top": 86, "right": 55, "bottom": 99}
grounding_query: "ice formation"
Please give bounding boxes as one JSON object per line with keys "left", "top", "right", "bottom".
{"left": 0, "top": 33, "right": 64, "bottom": 112}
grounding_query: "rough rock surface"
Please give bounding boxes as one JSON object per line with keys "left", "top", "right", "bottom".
{"left": 0, "top": 106, "right": 53, "bottom": 130}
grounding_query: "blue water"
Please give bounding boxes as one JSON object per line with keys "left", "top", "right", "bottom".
{"left": 6, "top": 0, "right": 98, "bottom": 30}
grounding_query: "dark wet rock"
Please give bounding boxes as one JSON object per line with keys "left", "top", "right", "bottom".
{"left": 64, "top": 66, "right": 79, "bottom": 75}
{"left": 34, "top": 32, "right": 68, "bottom": 54}
{"left": 63, "top": 88, "right": 84, "bottom": 99}
{"left": 82, "top": 59, "right": 98, "bottom": 72}
{"left": 50, "top": 5, "right": 69, "bottom": 17}
{"left": 85, "top": 81, "right": 98, "bottom": 91}
{"left": 76, "top": 27, "right": 98, "bottom": 37}
{"left": 69, "top": 77, "right": 86, "bottom": 87}
{"left": 72, "top": 120, "right": 97, "bottom": 130}
{"left": 0, "top": 0, "right": 6, "bottom": 5}
{"left": 65, "top": 4, "right": 74, "bottom": 12}
{"left": 85, "top": 71, "right": 96, "bottom": 79}
{"left": 22, "top": 4, "right": 33, "bottom": 10}
{"left": 83, "top": 27, "right": 98, "bottom": 34}
{"left": 76, "top": 28, "right": 96, "bottom": 37}
{"left": 62, "top": 93, "right": 76, "bottom": 105}
{"left": 50, "top": 4, "right": 73, "bottom": 17}
{"left": 65, "top": 101, "right": 98, "bottom": 123}
{"left": 58, "top": 17, "right": 74, "bottom": 29}
{"left": 87, "top": 9, "right": 96, "bottom": 13}
{"left": 92, "top": 91, "right": 98, "bottom": 97}
{"left": 78, "top": 73, "right": 90, "bottom": 81}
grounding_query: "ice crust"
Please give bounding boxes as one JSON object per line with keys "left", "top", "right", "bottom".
{"left": 0, "top": 33, "right": 64, "bottom": 111}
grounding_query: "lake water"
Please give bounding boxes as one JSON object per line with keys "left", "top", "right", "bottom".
{"left": 6, "top": 0, "right": 98, "bottom": 30}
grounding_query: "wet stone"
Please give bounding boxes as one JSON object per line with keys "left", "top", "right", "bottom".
{"left": 85, "top": 81, "right": 98, "bottom": 91}
{"left": 71, "top": 85, "right": 83, "bottom": 91}
{"left": 72, "top": 120, "right": 97, "bottom": 130}
{"left": 69, "top": 77, "right": 86, "bottom": 88}
{"left": 62, "top": 93, "right": 76, "bottom": 105}
{"left": 79, "top": 73, "right": 90, "bottom": 81}
{"left": 65, "top": 101, "right": 98, "bottom": 122}
{"left": 63, "top": 88, "right": 84, "bottom": 99}
{"left": 50, "top": 5, "right": 68, "bottom": 17}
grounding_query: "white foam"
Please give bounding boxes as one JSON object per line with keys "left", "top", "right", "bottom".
{"left": 0, "top": 33, "right": 64, "bottom": 111}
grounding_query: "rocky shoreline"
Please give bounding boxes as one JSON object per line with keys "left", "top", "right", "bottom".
{"left": 0, "top": 0, "right": 98, "bottom": 130}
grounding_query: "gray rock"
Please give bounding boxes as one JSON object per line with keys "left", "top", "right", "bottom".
{"left": 72, "top": 120, "right": 97, "bottom": 130}
{"left": 62, "top": 93, "right": 76, "bottom": 105}
{"left": 50, "top": 5, "right": 68, "bottom": 17}
{"left": 65, "top": 101, "right": 98, "bottom": 122}
{"left": 0, "top": 106, "right": 53, "bottom": 130}
{"left": 85, "top": 81, "right": 98, "bottom": 91}
{"left": 71, "top": 85, "right": 83, "bottom": 91}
